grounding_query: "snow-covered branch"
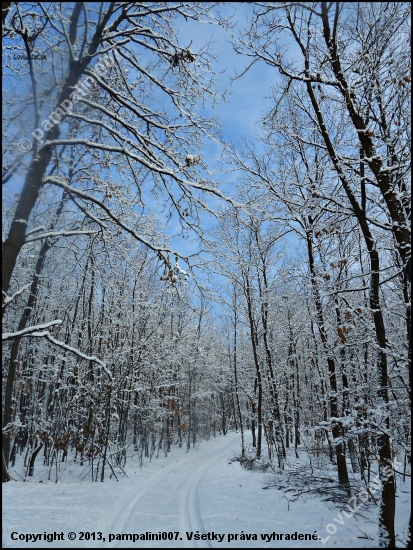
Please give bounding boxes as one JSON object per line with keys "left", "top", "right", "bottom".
{"left": 24, "top": 230, "right": 96, "bottom": 244}
{"left": 2, "top": 284, "right": 31, "bottom": 307}
{"left": 2, "top": 320, "right": 63, "bottom": 341}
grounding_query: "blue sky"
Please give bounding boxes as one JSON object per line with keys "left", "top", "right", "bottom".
{"left": 2, "top": 4, "right": 289, "bottom": 270}
{"left": 176, "top": 5, "right": 276, "bottom": 147}
{"left": 163, "top": 4, "right": 280, "bottom": 258}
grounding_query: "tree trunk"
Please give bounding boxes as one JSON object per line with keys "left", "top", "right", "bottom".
{"left": 28, "top": 443, "right": 43, "bottom": 476}
{"left": 245, "top": 276, "right": 262, "bottom": 458}
{"left": 306, "top": 227, "right": 349, "bottom": 490}
{"left": 2, "top": 449, "right": 11, "bottom": 483}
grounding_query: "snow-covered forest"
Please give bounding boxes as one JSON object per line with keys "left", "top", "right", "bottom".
{"left": 2, "top": 2, "right": 411, "bottom": 548}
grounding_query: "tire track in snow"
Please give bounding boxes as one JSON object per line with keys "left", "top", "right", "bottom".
{"left": 180, "top": 433, "right": 240, "bottom": 549}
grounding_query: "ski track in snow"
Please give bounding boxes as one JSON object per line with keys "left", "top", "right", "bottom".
{"left": 180, "top": 456, "right": 210, "bottom": 549}
{"left": 103, "top": 465, "right": 166, "bottom": 548}
{"left": 105, "top": 433, "right": 240, "bottom": 549}
{"left": 103, "top": 454, "right": 192, "bottom": 548}
{"left": 180, "top": 435, "right": 240, "bottom": 549}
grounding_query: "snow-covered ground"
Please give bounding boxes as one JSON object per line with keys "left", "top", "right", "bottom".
{"left": 2, "top": 432, "right": 410, "bottom": 548}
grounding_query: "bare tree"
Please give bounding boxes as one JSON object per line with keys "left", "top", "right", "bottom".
{"left": 224, "top": 3, "right": 410, "bottom": 545}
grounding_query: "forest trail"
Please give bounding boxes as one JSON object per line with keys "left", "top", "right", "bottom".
{"left": 3, "top": 432, "right": 395, "bottom": 548}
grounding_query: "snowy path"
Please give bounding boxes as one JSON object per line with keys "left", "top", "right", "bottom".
{"left": 179, "top": 436, "right": 243, "bottom": 549}
{"left": 105, "top": 432, "right": 241, "bottom": 548}
{"left": 4, "top": 432, "right": 409, "bottom": 548}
